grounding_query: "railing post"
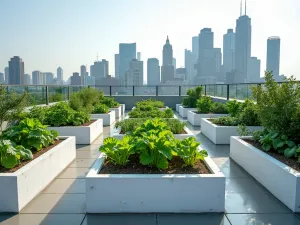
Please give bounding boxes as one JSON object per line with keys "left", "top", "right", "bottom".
{"left": 204, "top": 85, "right": 207, "bottom": 96}
{"left": 227, "top": 84, "right": 229, "bottom": 100}
{"left": 45, "top": 86, "right": 49, "bottom": 105}
{"left": 179, "top": 86, "right": 181, "bottom": 96}
{"left": 156, "top": 86, "right": 158, "bottom": 96}
{"left": 109, "top": 86, "right": 112, "bottom": 96}
{"left": 68, "top": 86, "right": 70, "bottom": 100}
{"left": 133, "top": 86, "right": 135, "bottom": 96}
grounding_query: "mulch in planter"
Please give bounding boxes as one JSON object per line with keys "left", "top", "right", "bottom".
{"left": 99, "top": 155, "right": 211, "bottom": 174}
{"left": 243, "top": 139, "right": 300, "bottom": 172}
{"left": 0, "top": 140, "right": 63, "bottom": 173}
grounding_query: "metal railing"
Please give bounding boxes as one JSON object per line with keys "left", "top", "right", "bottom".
{"left": 0, "top": 82, "right": 272, "bottom": 105}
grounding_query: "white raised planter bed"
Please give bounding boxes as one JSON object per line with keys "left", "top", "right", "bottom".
{"left": 200, "top": 118, "right": 262, "bottom": 144}
{"left": 48, "top": 119, "right": 103, "bottom": 144}
{"left": 230, "top": 136, "right": 300, "bottom": 212}
{"left": 120, "top": 104, "right": 125, "bottom": 115}
{"left": 187, "top": 111, "right": 227, "bottom": 126}
{"left": 176, "top": 104, "right": 182, "bottom": 112}
{"left": 113, "top": 126, "right": 194, "bottom": 140}
{"left": 90, "top": 111, "right": 115, "bottom": 126}
{"left": 0, "top": 136, "right": 76, "bottom": 212}
{"left": 109, "top": 106, "right": 122, "bottom": 119}
{"left": 86, "top": 152, "right": 225, "bottom": 213}
{"left": 179, "top": 106, "right": 196, "bottom": 118}
{"left": 132, "top": 106, "right": 169, "bottom": 111}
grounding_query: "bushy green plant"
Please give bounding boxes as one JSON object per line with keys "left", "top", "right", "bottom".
{"left": 128, "top": 107, "right": 173, "bottom": 119}
{"left": 133, "top": 118, "right": 170, "bottom": 137}
{"left": 162, "top": 108, "right": 174, "bottom": 118}
{"left": 212, "top": 116, "right": 241, "bottom": 126}
{"left": 44, "top": 102, "right": 90, "bottom": 127}
{"left": 28, "top": 106, "right": 47, "bottom": 124}
{"left": 0, "top": 86, "right": 28, "bottom": 131}
{"left": 164, "top": 119, "right": 186, "bottom": 134}
{"left": 175, "top": 137, "right": 207, "bottom": 166}
{"left": 99, "top": 136, "right": 135, "bottom": 166}
{"left": 182, "top": 86, "right": 203, "bottom": 108}
{"left": 49, "top": 93, "right": 63, "bottom": 102}
{"left": 2, "top": 118, "right": 58, "bottom": 151}
{"left": 101, "top": 97, "right": 120, "bottom": 108}
{"left": 226, "top": 100, "right": 241, "bottom": 117}
{"left": 196, "top": 96, "right": 213, "bottom": 113}
{"left": 136, "top": 98, "right": 164, "bottom": 109}
{"left": 69, "top": 87, "right": 103, "bottom": 113}
{"left": 93, "top": 104, "right": 109, "bottom": 114}
{"left": 0, "top": 140, "right": 33, "bottom": 169}
{"left": 211, "top": 102, "right": 228, "bottom": 114}
{"left": 239, "top": 101, "right": 260, "bottom": 126}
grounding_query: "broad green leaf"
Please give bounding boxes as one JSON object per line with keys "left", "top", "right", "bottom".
{"left": 284, "top": 147, "right": 297, "bottom": 158}
{"left": 1, "top": 155, "right": 19, "bottom": 169}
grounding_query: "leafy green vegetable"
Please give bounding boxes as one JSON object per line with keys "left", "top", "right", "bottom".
{"left": 136, "top": 98, "right": 164, "bottom": 109}
{"left": 100, "top": 97, "right": 120, "bottom": 108}
{"left": 128, "top": 106, "right": 174, "bottom": 118}
{"left": 93, "top": 104, "right": 109, "bottom": 114}
{"left": 196, "top": 96, "right": 213, "bottom": 113}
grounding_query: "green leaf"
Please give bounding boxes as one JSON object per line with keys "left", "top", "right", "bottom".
{"left": 140, "top": 152, "right": 153, "bottom": 165}
{"left": 284, "top": 147, "right": 297, "bottom": 158}
{"left": 156, "top": 157, "right": 169, "bottom": 169}
{"left": 262, "top": 144, "right": 271, "bottom": 151}
{"left": 1, "top": 155, "right": 19, "bottom": 169}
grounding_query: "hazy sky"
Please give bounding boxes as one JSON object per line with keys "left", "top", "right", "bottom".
{"left": 0, "top": 0, "right": 299, "bottom": 80}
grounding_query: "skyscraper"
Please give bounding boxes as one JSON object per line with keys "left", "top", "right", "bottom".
{"left": 114, "top": 54, "right": 120, "bottom": 78}
{"left": 223, "top": 29, "right": 236, "bottom": 74}
{"left": 161, "top": 36, "right": 174, "bottom": 83}
{"left": 147, "top": 58, "right": 160, "bottom": 85}
{"left": 247, "top": 57, "right": 261, "bottom": 82}
{"left": 8, "top": 56, "right": 24, "bottom": 84}
{"left": 235, "top": 1, "right": 251, "bottom": 82}
{"left": 125, "top": 59, "right": 143, "bottom": 86}
{"left": 92, "top": 60, "right": 109, "bottom": 85}
{"left": 184, "top": 49, "right": 197, "bottom": 83}
{"left": 57, "top": 67, "right": 63, "bottom": 83}
{"left": 44, "top": 72, "right": 54, "bottom": 85}
{"left": 267, "top": 36, "right": 280, "bottom": 79}
{"left": 119, "top": 43, "right": 136, "bottom": 83}
{"left": 70, "top": 72, "right": 81, "bottom": 85}
{"left": 0, "top": 73, "right": 4, "bottom": 84}
{"left": 192, "top": 36, "right": 199, "bottom": 58}
{"left": 23, "top": 74, "right": 31, "bottom": 84}
{"left": 137, "top": 52, "right": 141, "bottom": 61}
{"left": 32, "top": 71, "right": 44, "bottom": 85}
{"left": 4, "top": 67, "right": 9, "bottom": 84}
{"left": 80, "top": 65, "right": 86, "bottom": 77}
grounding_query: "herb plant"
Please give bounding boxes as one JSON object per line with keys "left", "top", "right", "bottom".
{"left": 101, "top": 97, "right": 120, "bottom": 108}
{"left": 196, "top": 96, "right": 213, "bottom": 113}
{"left": 136, "top": 98, "right": 164, "bottom": 109}
{"left": 93, "top": 104, "right": 109, "bottom": 114}
{"left": 182, "top": 86, "right": 203, "bottom": 108}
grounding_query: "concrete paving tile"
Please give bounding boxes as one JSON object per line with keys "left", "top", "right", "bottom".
{"left": 227, "top": 214, "right": 300, "bottom": 225}
{"left": 226, "top": 178, "right": 268, "bottom": 194}
{"left": 69, "top": 158, "right": 96, "bottom": 168}
{"left": 20, "top": 194, "right": 86, "bottom": 214}
{"left": 57, "top": 167, "right": 89, "bottom": 179}
{"left": 43, "top": 179, "right": 85, "bottom": 194}
{"left": 76, "top": 151, "right": 100, "bottom": 159}
{"left": 82, "top": 214, "right": 156, "bottom": 225}
{"left": 76, "top": 144, "right": 101, "bottom": 151}
{"left": 0, "top": 214, "right": 85, "bottom": 225}
{"left": 220, "top": 163, "right": 250, "bottom": 178}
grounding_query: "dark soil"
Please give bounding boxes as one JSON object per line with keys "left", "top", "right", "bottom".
{"left": 243, "top": 139, "right": 300, "bottom": 172}
{"left": 80, "top": 120, "right": 96, "bottom": 127}
{"left": 99, "top": 155, "right": 211, "bottom": 174}
{"left": 0, "top": 140, "right": 63, "bottom": 173}
{"left": 119, "top": 129, "right": 187, "bottom": 134}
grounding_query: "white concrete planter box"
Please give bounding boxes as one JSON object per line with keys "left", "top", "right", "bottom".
{"left": 230, "top": 136, "right": 300, "bottom": 212}
{"left": 179, "top": 106, "right": 196, "bottom": 118}
{"left": 200, "top": 118, "right": 262, "bottom": 144}
{"left": 132, "top": 106, "right": 168, "bottom": 111}
{"left": 113, "top": 126, "right": 194, "bottom": 140}
{"left": 0, "top": 136, "right": 76, "bottom": 212}
{"left": 86, "top": 152, "right": 225, "bottom": 213}
{"left": 48, "top": 119, "right": 103, "bottom": 144}
{"left": 109, "top": 106, "right": 122, "bottom": 119}
{"left": 120, "top": 104, "right": 125, "bottom": 115}
{"left": 187, "top": 111, "right": 228, "bottom": 126}
{"left": 176, "top": 104, "right": 182, "bottom": 112}
{"left": 90, "top": 111, "right": 116, "bottom": 126}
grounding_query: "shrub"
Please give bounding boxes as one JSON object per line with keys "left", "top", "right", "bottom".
{"left": 93, "top": 104, "right": 109, "bottom": 114}
{"left": 212, "top": 116, "right": 241, "bottom": 126}
{"left": 239, "top": 101, "right": 260, "bottom": 126}
{"left": 101, "top": 97, "right": 120, "bottom": 108}
{"left": 128, "top": 107, "right": 173, "bottom": 119}
{"left": 182, "top": 86, "right": 203, "bottom": 108}
{"left": 49, "top": 93, "right": 63, "bottom": 102}
{"left": 226, "top": 100, "right": 241, "bottom": 117}
{"left": 212, "top": 102, "right": 228, "bottom": 114}
{"left": 136, "top": 98, "right": 164, "bottom": 109}
{"left": 28, "top": 106, "right": 47, "bottom": 124}
{"left": 196, "top": 96, "right": 213, "bottom": 113}
{"left": 162, "top": 108, "right": 174, "bottom": 118}
{"left": 69, "top": 87, "right": 103, "bottom": 113}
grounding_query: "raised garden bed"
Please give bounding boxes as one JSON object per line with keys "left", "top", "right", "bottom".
{"left": 200, "top": 118, "right": 262, "bottom": 144}
{"left": 109, "top": 106, "right": 122, "bottom": 119}
{"left": 0, "top": 136, "right": 76, "bottom": 212}
{"left": 176, "top": 104, "right": 182, "bottom": 112}
{"left": 230, "top": 136, "right": 300, "bottom": 212}
{"left": 120, "top": 104, "right": 125, "bottom": 115}
{"left": 187, "top": 111, "right": 228, "bottom": 126}
{"left": 90, "top": 111, "right": 116, "bottom": 126}
{"left": 86, "top": 152, "right": 225, "bottom": 213}
{"left": 48, "top": 119, "right": 103, "bottom": 144}
{"left": 179, "top": 105, "right": 196, "bottom": 118}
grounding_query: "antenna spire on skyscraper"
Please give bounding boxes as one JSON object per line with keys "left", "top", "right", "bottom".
{"left": 245, "top": 0, "right": 247, "bottom": 15}
{"left": 240, "top": 0, "right": 243, "bottom": 16}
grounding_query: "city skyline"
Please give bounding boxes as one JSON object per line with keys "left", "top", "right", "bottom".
{"left": 0, "top": 0, "right": 299, "bottom": 81}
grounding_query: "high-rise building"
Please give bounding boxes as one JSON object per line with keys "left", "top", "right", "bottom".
{"left": 70, "top": 72, "right": 82, "bottom": 85}
{"left": 8, "top": 56, "right": 24, "bottom": 84}
{"left": 23, "top": 74, "right": 31, "bottom": 84}
{"left": 114, "top": 54, "right": 120, "bottom": 78}
{"left": 147, "top": 58, "right": 160, "bottom": 85}
{"left": 57, "top": 67, "right": 63, "bottom": 84}
{"left": 184, "top": 49, "right": 197, "bottom": 83}
{"left": 119, "top": 43, "right": 136, "bottom": 83}
{"left": 125, "top": 59, "right": 143, "bottom": 86}
{"left": 223, "top": 29, "right": 236, "bottom": 74}
{"left": 137, "top": 52, "right": 141, "bottom": 61}
{"left": 44, "top": 72, "right": 54, "bottom": 85}
{"left": 267, "top": 36, "right": 280, "bottom": 79}
{"left": 247, "top": 57, "right": 261, "bottom": 82}
{"left": 161, "top": 36, "right": 175, "bottom": 83}
{"left": 92, "top": 60, "right": 109, "bottom": 85}
{"left": 175, "top": 68, "right": 187, "bottom": 80}
{"left": 4, "top": 67, "right": 9, "bottom": 84}
{"left": 80, "top": 65, "right": 86, "bottom": 77}
{"left": 0, "top": 73, "right": 4, "bottom": 84}
{"left": 235, "top": 2, "right": 251, "bottom": 82}
{"left": 32, "top": 71, "right": 44, "bottom": 85}
{"left": 192, "top": 36, "right": 199, "bottom": 58}
{"left": 83, "top": 76, "right": 95, "bottom": 86}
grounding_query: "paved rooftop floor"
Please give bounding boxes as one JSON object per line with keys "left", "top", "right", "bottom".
{"left": 1, "top": 112, "right": 300, "bottom": 225}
